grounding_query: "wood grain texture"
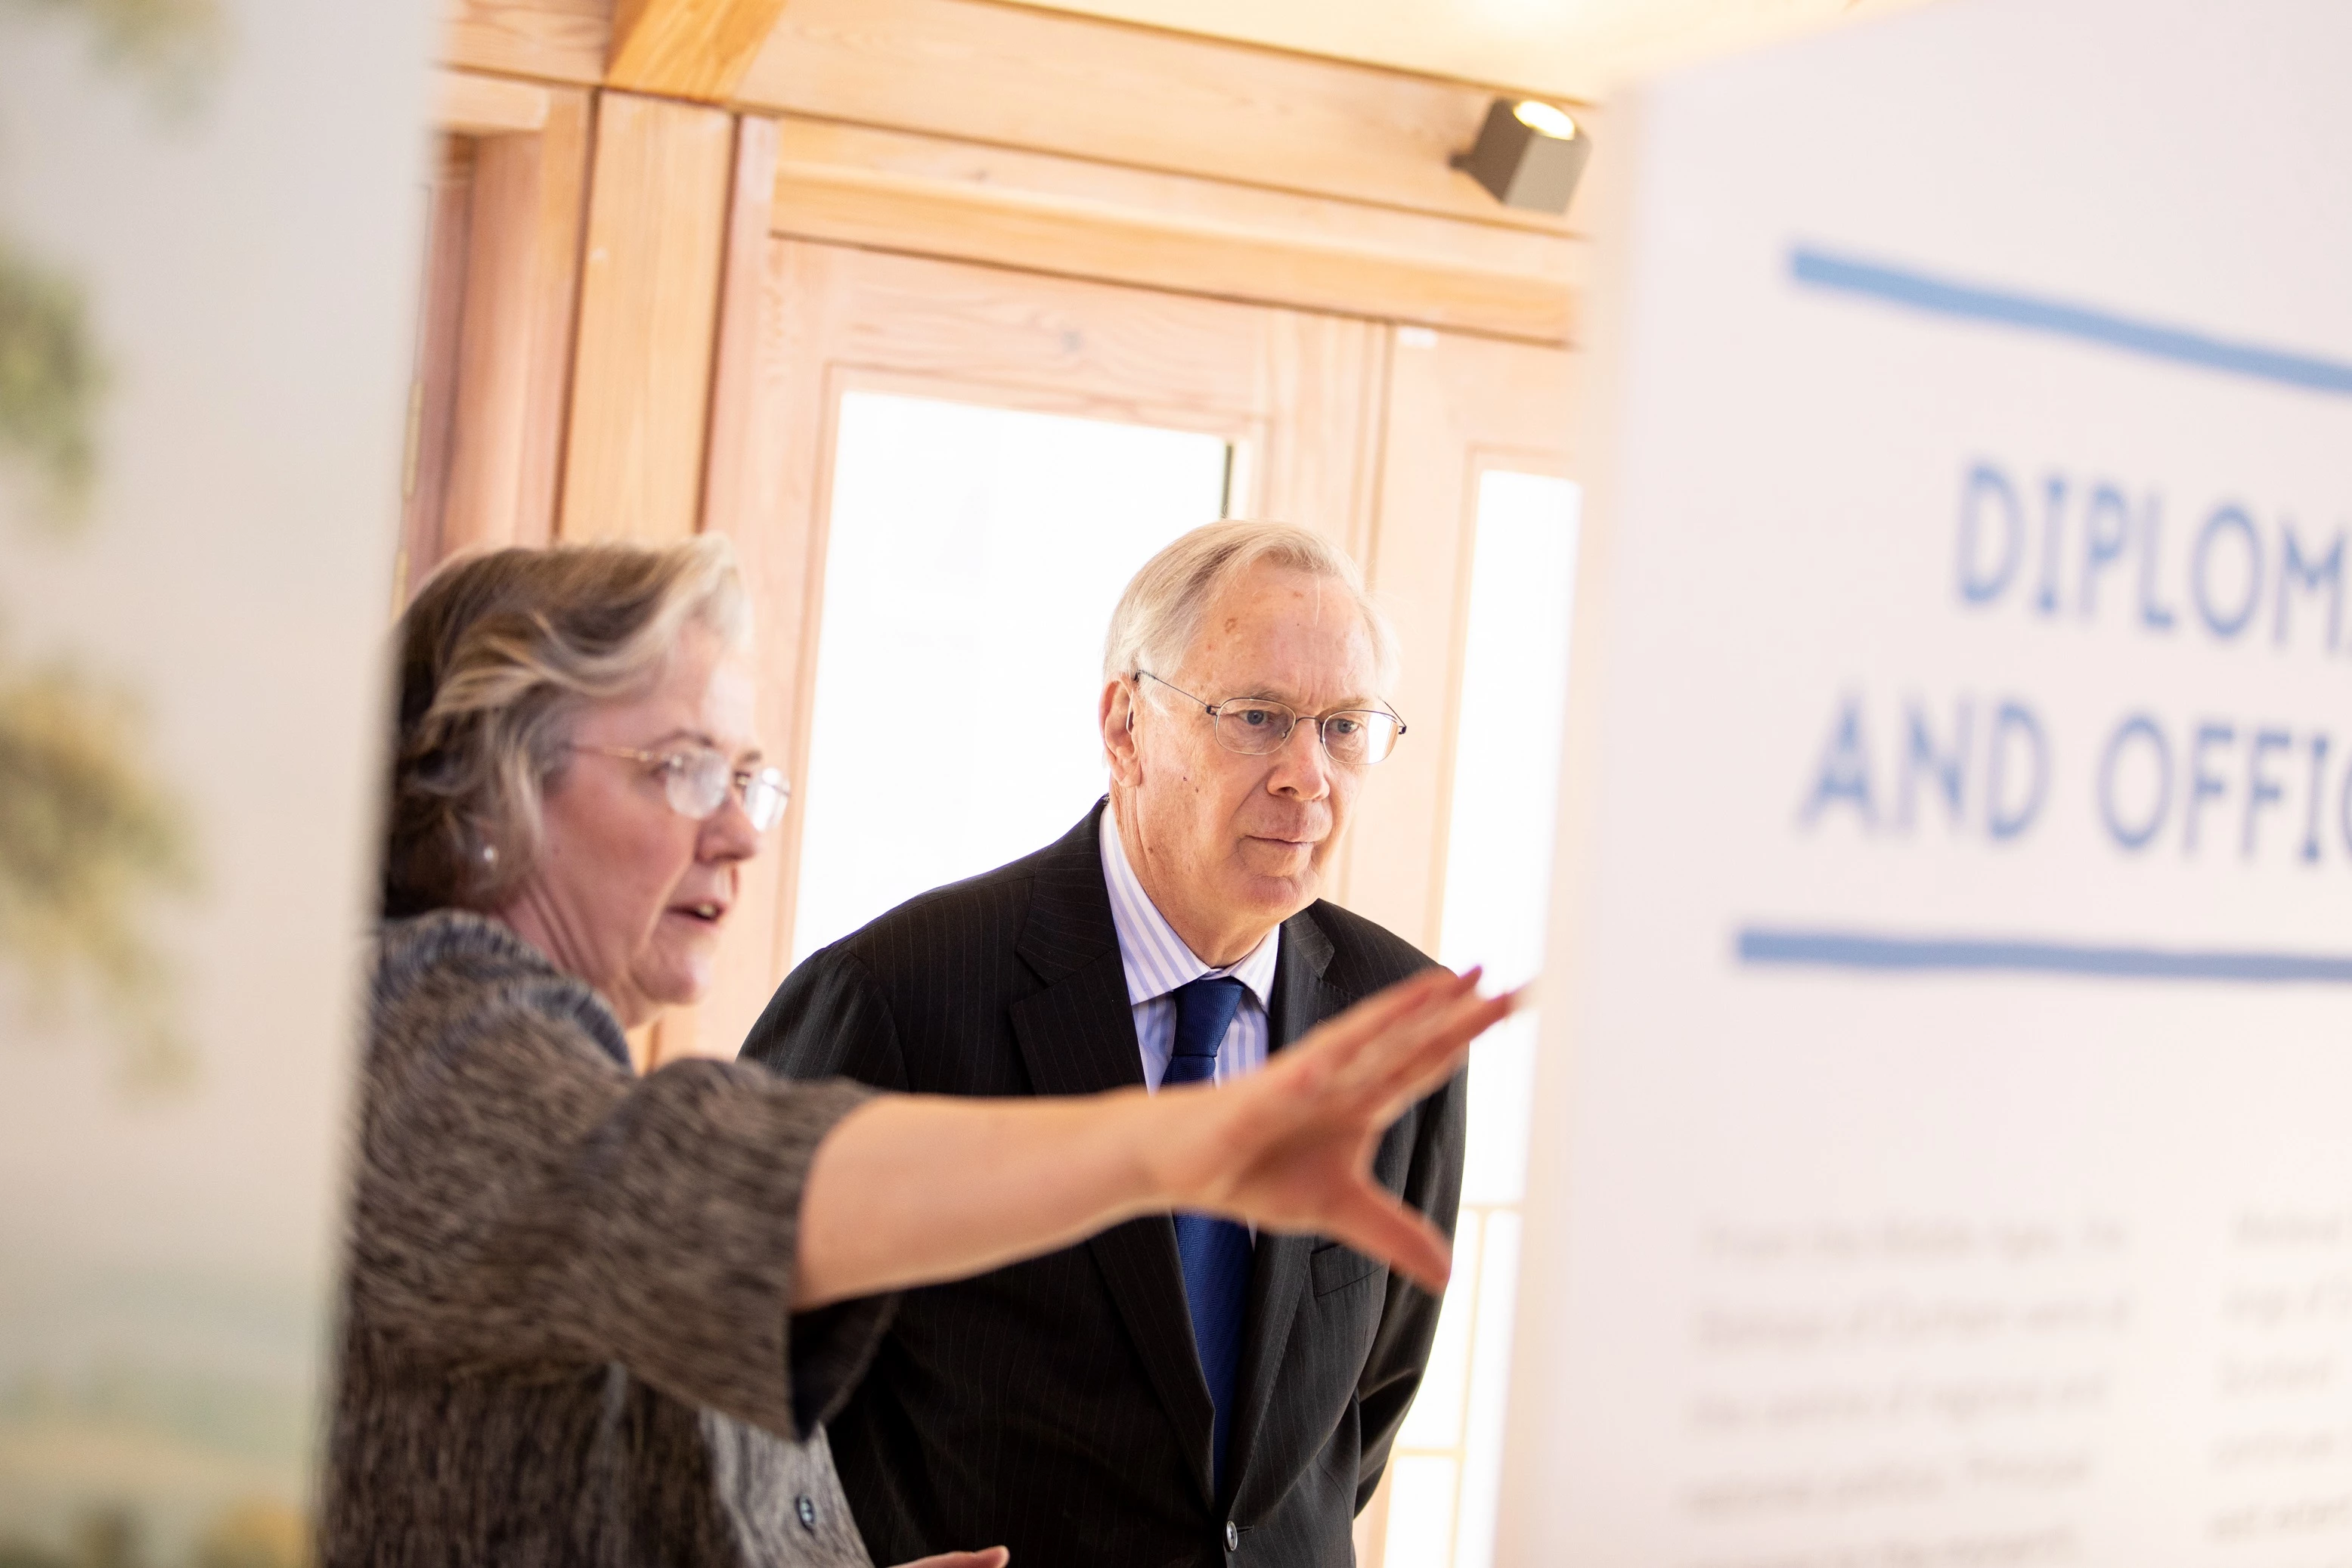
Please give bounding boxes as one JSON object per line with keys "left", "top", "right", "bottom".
{"left": 442, "top": 88, "right": 593, "bottom": 556}
{"left": 440, "top": 0, "right": 609, "bottom": 85}
{"left": 686, "top": 240, "right": 1390, "bottom": 1058}
{"left": 439, "top": 133, "right": 541, "bottom": 556}
{"left": 736, "top": 0, "right": 1591, "bottom": 234}
{"left": 607, "top": 0, "right": 791, "bottom": 99}
{"left": 397, "top": 143, "right": 476, "bottom": 605}
{"left": 1337, "top": 325, "right": 1576, "bottom": 953}
{"left": 699, "top": 114, "right": 781, "bottom": 545}
{"left": 558, "top": 92, "right": 735, "bottom": 547}
{"left": 513, "top": 88, "right": 593, "bottom": 546}
{"left": 767, "top": 118, "right": 1580, "bottom": 343}
{"left": 1254, "top": 311, "right": 1385, "bottom": 576}
{"left": 434, "top": 67, "right": 550, "bottom": 133}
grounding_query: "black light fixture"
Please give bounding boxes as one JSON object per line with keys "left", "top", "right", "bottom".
{"left": 1451, "top": 98, "right": 1591, "bottom": 214}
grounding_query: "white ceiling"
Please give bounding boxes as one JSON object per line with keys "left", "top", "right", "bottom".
{"left": 1014, "top": 0, "right": 1940, "bottom": 103}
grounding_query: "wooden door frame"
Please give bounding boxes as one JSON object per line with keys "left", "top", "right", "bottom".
{"left": 401, "top": 73, "right": 595, "bottom": 601}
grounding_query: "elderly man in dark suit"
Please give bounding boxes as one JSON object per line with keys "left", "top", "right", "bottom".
{"left": 742, "top": 520, "right": 1461, "bottom": 1568}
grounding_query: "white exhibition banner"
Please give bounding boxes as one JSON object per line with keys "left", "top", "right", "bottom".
{"left": 1500, "top": 0, "right": 2352, "bottom": 1563}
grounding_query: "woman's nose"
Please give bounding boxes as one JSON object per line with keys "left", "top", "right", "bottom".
{"left": 701, "top": 794, "right": 762, "bottom": 860}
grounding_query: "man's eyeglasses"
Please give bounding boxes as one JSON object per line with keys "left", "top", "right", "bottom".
{"left": 575, "top": 744, "right": 791, "bottom": 832}
{"left": 1134, "top": 671, "right": 1406, "bottom": 767}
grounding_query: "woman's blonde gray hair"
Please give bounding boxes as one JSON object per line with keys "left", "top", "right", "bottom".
{"left": 381, "top": 537, "right": 749, "bottom": 918}
{"left": 1102, "top": 520, "right": 1399, "bottom": 695}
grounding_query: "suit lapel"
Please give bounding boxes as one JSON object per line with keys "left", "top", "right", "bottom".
{"left": 1007, "top": 806, "right": 1218, "bottom": 1507}
{"left": 1224, "top": 906, "right": 1338, "bottom": 1507}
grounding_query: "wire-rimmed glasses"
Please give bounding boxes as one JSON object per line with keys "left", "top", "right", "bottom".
{"left": 575, "top": 744, "right": 791, "bottom": 832}
{"left": 1135, "top": 671, "right": 1407, "bottom": 767}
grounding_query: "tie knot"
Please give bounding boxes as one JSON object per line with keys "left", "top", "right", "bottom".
{"left": 1165, "top": 975, "right": 1247, "bottom": 1087}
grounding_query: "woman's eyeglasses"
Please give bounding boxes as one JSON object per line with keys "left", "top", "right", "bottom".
{"left": 575, "top": 745, "right": 790, "bottom": 832}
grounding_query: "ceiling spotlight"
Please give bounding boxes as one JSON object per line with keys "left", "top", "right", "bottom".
{"left": 1452, "top": 97, "right": 1591, "bottom": 214}
{"left": 1513, "top": 100, "right": 1578, "bottom": 140}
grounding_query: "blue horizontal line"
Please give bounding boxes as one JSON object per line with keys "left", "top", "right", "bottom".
{"left": 1737, "top": 927, "right": 2352, "bottom": 984}
{"left": 1790, "top": 246, "right": 2352, "bottom": 400}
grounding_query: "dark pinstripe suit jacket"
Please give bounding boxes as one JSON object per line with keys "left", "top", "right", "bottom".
{"left": 740, "top": 804, "right": 1464, "bottom": 1568}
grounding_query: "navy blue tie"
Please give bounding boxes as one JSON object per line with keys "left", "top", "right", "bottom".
{"left": 1164, "top": 975, "right": 1253, "bottom": 1498}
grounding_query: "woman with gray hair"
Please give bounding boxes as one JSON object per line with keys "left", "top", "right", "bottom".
{"left": 327, "top": 538, "right": 1511, "bottom": 1568}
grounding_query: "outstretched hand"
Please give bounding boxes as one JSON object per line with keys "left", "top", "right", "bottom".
{"left": 794, "top": 965, "right": 1517, "bottom": 1311}
{"left": 893, "top": 1551, "right": 1009, "bottom": 1568}
{"left": 1146, "top": 968, "right": 1520, "bottom": 1291}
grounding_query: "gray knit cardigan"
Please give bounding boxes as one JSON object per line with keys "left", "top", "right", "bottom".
{"left": 323, "top": 910, "right": 894, "bottom": 1567}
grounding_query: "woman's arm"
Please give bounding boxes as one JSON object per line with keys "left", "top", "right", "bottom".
{"left": 792, "top": 968, "right": 1514, "bottom": 1309}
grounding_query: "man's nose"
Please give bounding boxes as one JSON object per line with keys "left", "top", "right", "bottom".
{"left": 1264, "top": 717, "right": 1332, "bottom": 798}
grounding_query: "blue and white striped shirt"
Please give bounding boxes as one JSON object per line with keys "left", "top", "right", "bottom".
{"left": 1099, "top": 806, "right": 1279, "bottom": 1092}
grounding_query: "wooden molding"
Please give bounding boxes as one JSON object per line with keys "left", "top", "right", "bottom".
{"left": 738, "top": 0, "right": 1592, "bottom": 234}
{"left": 1338, "top": 325, "right": 1575, "bottom": 949}
{"left": 513, "top": 89, "right": 596, "bottom": 545}
{"left": 559, "top": 92, "right": 737, "bottom": 545}
{"left": 433, "top": 67, "right": 551, "bottom": 134}
{"left": 438, "top": 0, "right": 1597, "bottom": 333}
{"left": 442, "top": 0, "right": 609, "bottom": 85}
{"left": 768, "top": 118, "right": 1581, "bottom": 343}
{"left": 396, "top": 145, "right": 477, "bottom": 603}
{"left": 442, "top": 0, "right": 1604, "bottom": 234}
{"left": 700, "top": 115, "right": 783, "bottom": 541}
{"left": 440, "top": 86, "right": 594, "bottom": 555}
{"left": 607, "top": 0, "right": 789, "bottom": 99}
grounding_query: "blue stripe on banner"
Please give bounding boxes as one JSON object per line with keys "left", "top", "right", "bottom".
{"left": 1736, "top": 927, "right": 2352, "bottom": 984}
{"left": 1790, "top": 246, "right": 2352, "bottom": 400}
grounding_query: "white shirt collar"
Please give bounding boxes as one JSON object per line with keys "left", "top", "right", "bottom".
{"left": 1099, "top": 805, "right": 1280, "bottom": 1010}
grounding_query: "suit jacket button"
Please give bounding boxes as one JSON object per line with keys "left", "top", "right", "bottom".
{"left": 1225, "top": 1520, "right": 1241, "bottom": 1552}
{"left": 796, "top": 1495, "right": 817, "bottom": 1532}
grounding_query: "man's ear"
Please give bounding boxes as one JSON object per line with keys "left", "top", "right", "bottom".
{"left": 1100, "top": 677, "right": 1143, "bottom": 785}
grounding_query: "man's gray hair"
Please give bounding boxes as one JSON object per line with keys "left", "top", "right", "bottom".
{"left": 1103, "top": 521, "right": 1401, "bottom": 697}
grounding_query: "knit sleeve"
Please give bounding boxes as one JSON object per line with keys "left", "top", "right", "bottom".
{"left": 350, "top": 916, "right": 897, "bottom": 1442}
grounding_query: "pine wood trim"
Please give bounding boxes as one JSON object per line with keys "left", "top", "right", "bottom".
{"left": 607, "top": 0, "right": 792, "bottom": 100}
{"left": 737, "top": 0, "right": 1592, "bottom": 234}
{"left": 438, "top": 87, "right": 594, "bottom": 555}
{"left": 700, "top": 114, "right": 782, "bottom": 541}
{"left": 558, "top": 92, "right": 736, "bottom": 545}
{"left": 442, "top": 0, "right": 609, "bottom": 85}
{"left": 434, "top": 67, "right": 552, "bottom": 134}
{"left": 768, "top": 119, "right": 1582, "bottom": 345}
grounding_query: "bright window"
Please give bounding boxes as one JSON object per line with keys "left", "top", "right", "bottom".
{"left": 1384, "top": 469, "right": 1582, "bottom": 1568}
{"left": 792, "top": 392, "right": 1229, "bottom": 962}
